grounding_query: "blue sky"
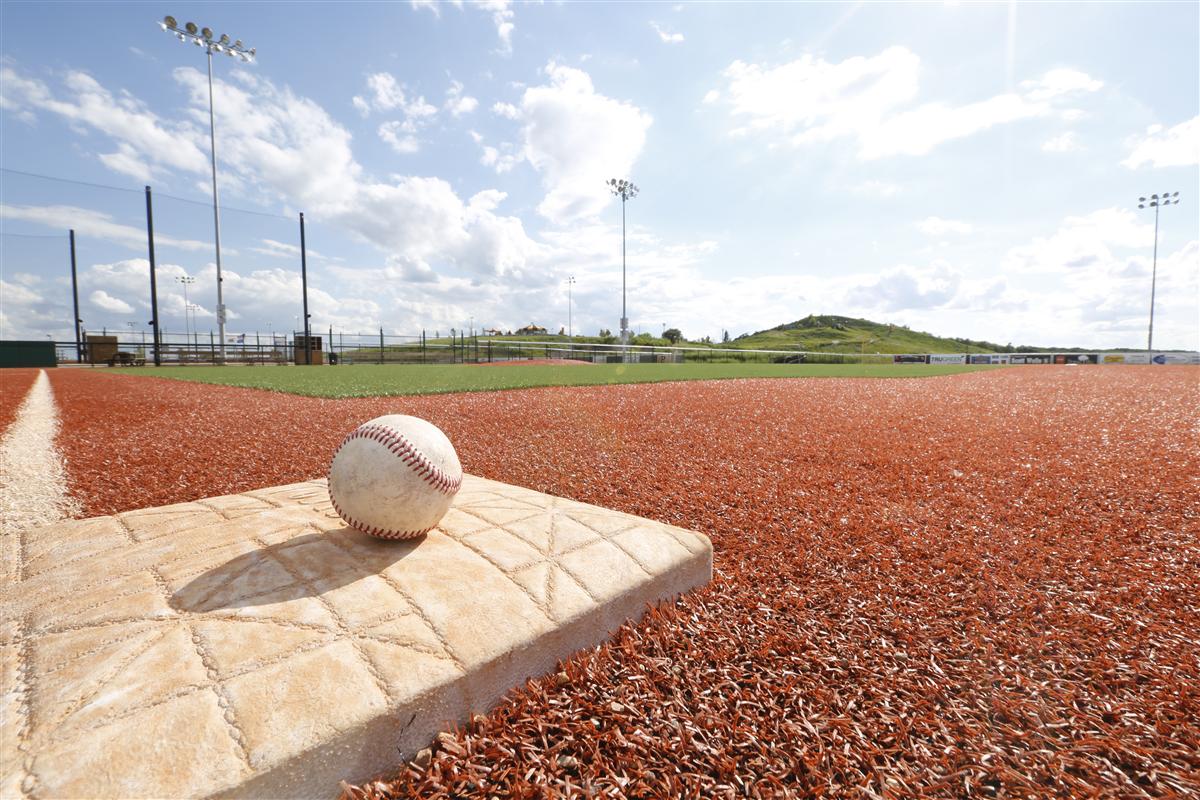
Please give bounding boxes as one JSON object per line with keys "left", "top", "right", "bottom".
{"left": 2, "top": 1, "right": 1197, "bottom": 349}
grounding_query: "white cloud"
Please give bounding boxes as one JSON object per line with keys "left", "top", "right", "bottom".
{"left": 89, "top": 290, "right": 135, "bottom": 314}
{"left": 251, "top": 238, "right": 332, "bottom": 261}
{"left": 445, "top": 80, "right": 479, "bottom": 116}
{"left": 378, "top": 121, "right": 420, "bottom": 154}
{"left": 1003, "top": 208, "right": 1152, "bottom": 274}
{"left": 1122, "top": 116, "right": 1200, "bottom": 169}
{"left": 702, "top": 89, "right": 720, "bottom": 104}
{"left": 351, "top": 72, "right": 438, "bottom": 152}
{"left": 477, "top": 0, "right": 515, "bottom": 54}
{"left": 1020, "top": 69, "right": 1104, "bottom": 101}
{"left": 650, "top": 22, "right": 684, "bottom": 44}
{"left": 1, "top": 64, "right": 547, "bottom": 305}
{"left": 846, "top": 262, "right": 962, "bottom": 311}
{"left": 850, "top": 180, "right": 901, "bottom": 197}
{"left": 97, "top": 143, "right": 161, "bottom": 182}
{"left": 411, "top": 0, "right": 511, "bottom": 53}
{"left": 0, "top": 66, "right": 210, "bottom": 178}
{"left": 492, "top": 101, "right": 519, "bottom": 119}
{"left": 1042, "top": 131, "right": 1079, "bottom": 152}
{"left": 916, "top": 217, "right": 973, "bottom": 236}
{"left": 510, "top": 62, "right": 653, "bottom": 223}
{"left": 0, "top": 204, "right": 208, "bottom": 251}
{"left": 711, "top": 48, "right": 1103, "bottom": 159}
{"left": 470, "top": 129, "right": 522, "bottom": 173}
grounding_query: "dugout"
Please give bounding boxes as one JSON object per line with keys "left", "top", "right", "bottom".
{"left": 0, "top": 340, "right": 57, "bottom": 368}
{"left": 86, "top": 335, "right": 118, "bottom": 365}
{"left": 294, "top": 335, "right": 323, "bottom": 365}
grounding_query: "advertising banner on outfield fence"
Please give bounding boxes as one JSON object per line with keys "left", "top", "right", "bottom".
{"left": 928, "top": 354, "right": 966, "bottom": 364}
{"left": 894, "top": 354, "right": 928, "bottom": 363}
{"left": 1054, "top": 353, "right": 1098, "bottom": 364}
{"left": 1102, "top": 354, "right": 1126, "bottom": 363}
{"left": 1120, "top": 353, "right": 1151, "bottom": 364}
{"left": 1152, "top": 353, "right": 1200, "bottom": 365}
{"left": 1010, "top": 354, "right": 1052, "bottom": 364}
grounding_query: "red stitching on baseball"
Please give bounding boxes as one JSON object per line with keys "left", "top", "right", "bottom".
{"left": 328, "top": 493, "right": 435, "bottom": 540}
{"left": 335, "top": 422, "right": 462, "bottom": 496}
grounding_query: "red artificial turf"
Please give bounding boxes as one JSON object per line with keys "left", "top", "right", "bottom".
{"left": 0, "top": 368, "right": 39, "bottom": 437}
{"left": 37, "top": 367, "right": 1200, "bottom": 797}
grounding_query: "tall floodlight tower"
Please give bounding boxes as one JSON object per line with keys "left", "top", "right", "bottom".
{"left": 566, "top": 276, "right": 576, "bottom": 339}
{"left": 175, "top": 275, "right": 196, "bottom": 344}
{"left": 159, "top": 15, "right": 255, "bottom": 364}
{"left": 1137, "top": 191, "right": 1180, "bottom": 351}
{"left": 607, "top": 178, "right": 639, "bottom": 346}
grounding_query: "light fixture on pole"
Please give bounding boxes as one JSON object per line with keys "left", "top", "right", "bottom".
{"left": 175, "top": 275, "right": 196, "bottom": 345}
{"left": 566, "top": 276, "right": 576, "bottom": 339}
{"left": 1137, "top": 191, "right": 1180, "bottom": 351}
{"left": 607, "top": 177, "right": 639, "bottom": 346}
{"left": 159, "top": 15, "right": 255, "bottom": 364}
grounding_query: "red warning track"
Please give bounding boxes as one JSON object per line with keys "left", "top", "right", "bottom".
{"left": 35, "top": 367, "right": 1200, "bottom": 797}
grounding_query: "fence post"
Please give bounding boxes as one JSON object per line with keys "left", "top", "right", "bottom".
{"left": 379, "top": 327, "right": 384, "bottom": 364}
{"left": 144, "top": 187, "right": 162, "bottom": 366}
{"left": 69, "top": 229, "right": 83, "bottom": 362}
{"left": 421, "top": 330, "right": 426, "bottom": 364}
{"left": 210, "top": 330, "right": 215, "bottom": 361}
{"left": 300, "top": 212, "right": 311, "bottom": 367}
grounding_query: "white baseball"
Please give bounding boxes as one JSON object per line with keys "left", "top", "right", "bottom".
{"left": 328, "top": 415, "right": 463, "bottom": 539}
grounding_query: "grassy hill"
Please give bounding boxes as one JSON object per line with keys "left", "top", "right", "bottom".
{"left": 726, "top": 315, "right": 1001, "bottom": 354}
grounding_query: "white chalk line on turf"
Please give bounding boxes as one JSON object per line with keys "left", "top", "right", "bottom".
{"left": 0, "top": 370, "right": 81, "bottom": 537}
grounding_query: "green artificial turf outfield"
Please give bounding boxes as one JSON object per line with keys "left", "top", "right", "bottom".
{"left": 111, "top": 362, "right": 997, "bottom": 398}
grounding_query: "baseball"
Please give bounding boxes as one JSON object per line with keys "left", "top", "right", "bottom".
{"left": 328, "top": 415, "right": 463, "bottom": 539}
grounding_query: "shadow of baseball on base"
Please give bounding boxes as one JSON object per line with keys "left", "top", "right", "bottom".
{"left": 169, "top": 529, "right": 424, "bottom": 613}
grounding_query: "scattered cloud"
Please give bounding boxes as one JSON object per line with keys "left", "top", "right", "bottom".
{"left": 350, "top": 72, "right": 438, "bottom": 153}
{"left": 444, "top": 80, "right": 478, "bottom": 116}
{"left": 478, "top": 0, "right": 516, "bottom": 54}
{"left": 492, "top": 101, "right": 519, "bottom": 119}
{"left": 378, "top": 120, "right": 420, "bottom": 154}
{"left": 511, "top": 62, "right": 653, "bottom": 223}
{"left": 415, "top": 0, "right": 514, "bottom": 54}
{"left": 846, "top": 262, "right": 962, "bottom": 311}
{"left": 1041, "top": 131, "right": 1080, "bottom": 152}
{"left": 1122, "top": 116, "right": 1200, "bottom": 169}
{"left": 89, "top": 290, "right": 134, "bottom": 314}
{"left": 1003, "top": 208, "right": 1152, "bottom": 274}
{"left": 1020, "top": 68, "right": 1103, "bottom": 102}
{"left": 0, "top": 65, "right": 210, "bottom": 178}
{"left": 650, "top": 21, "right": 685, "bottom": 44}
{"left": 0, "top": 204, "right": 209, "bottom": 251}
{"left": 710, "top": 47, "right": 1103, "bottom": 159}
{"left": 849, "top": 180, "right": 901, "bottom": 197}
{"left": 916, "top": 217, "right": 973, "bottom": 236}
{"left": 470, "top": 130, "right": 522, "bottom": 173}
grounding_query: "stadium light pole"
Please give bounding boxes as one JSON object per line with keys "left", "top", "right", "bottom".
{"left": 1137, "top": 191, "right": 1180, "bottom": 351}
{"left": 175, "top": 275, "right": 195, "bottom": 345}
{"left": 607, "top": 178, "right": 639, "bottom": 346}
{"left": 159, "top": 15, "right": 255, "bottom": 364}
{"left": 566, "top": 276, "right": 576, "bottom": 339}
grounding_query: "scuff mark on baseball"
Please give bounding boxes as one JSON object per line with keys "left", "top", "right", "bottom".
{"left": 328, "top": 415, "right": 463, "bottom": 539}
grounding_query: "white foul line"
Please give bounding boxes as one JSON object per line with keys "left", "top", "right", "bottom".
{"left": 0, "top": 370, "right": 80, "bottom": 536}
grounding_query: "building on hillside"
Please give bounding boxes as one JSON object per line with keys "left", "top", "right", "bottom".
{"left": 515, "top": 323, "right": 548, "bottom": 335}
{"left": 482, "top": 328, "right": 503, "bottom": 337}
